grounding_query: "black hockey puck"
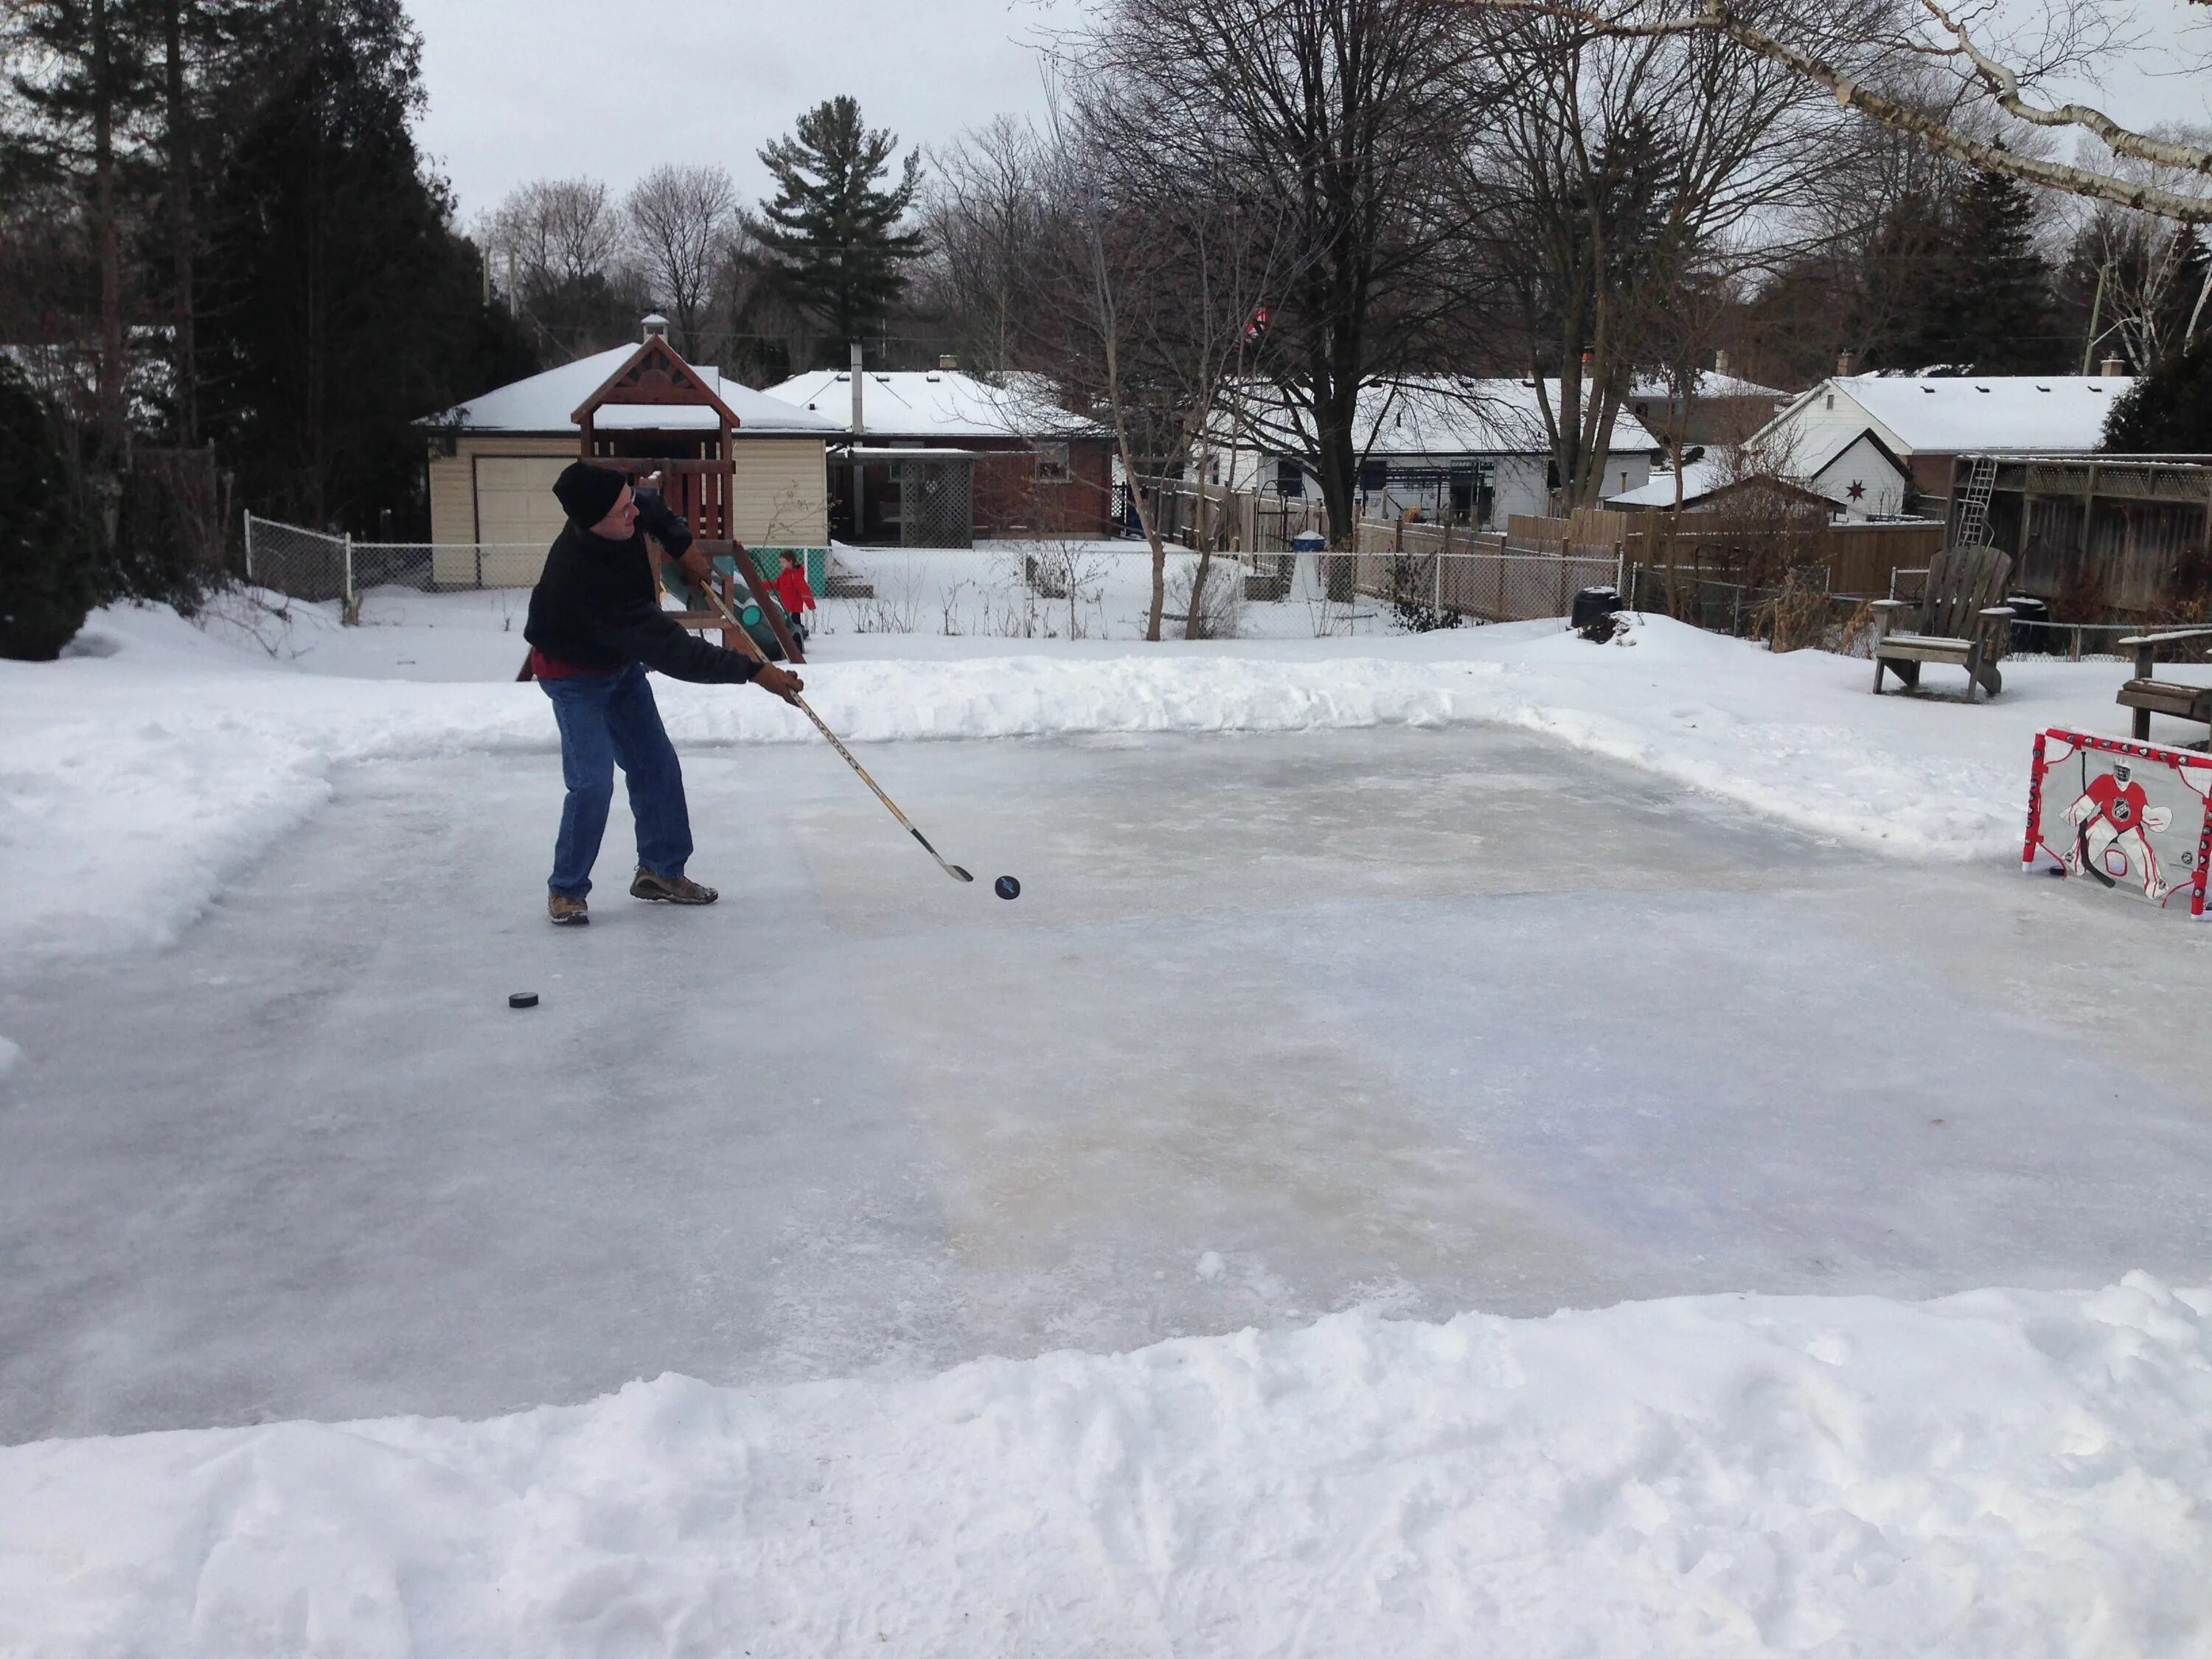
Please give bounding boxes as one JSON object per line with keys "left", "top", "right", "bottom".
{"left": 509, "top": 992, "right": 539, "bottom": 1009}
{"left": 994, "top": 876, "right": 1020, "bottom": 900}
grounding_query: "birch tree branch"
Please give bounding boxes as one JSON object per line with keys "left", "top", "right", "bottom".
{"left": 1456, "top": 1, "right": 2212, "bottom": 224}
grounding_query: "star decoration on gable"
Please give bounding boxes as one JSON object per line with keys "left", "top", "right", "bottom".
{"left": 1846, "top": 480, "right": 1866, "bottom": 500}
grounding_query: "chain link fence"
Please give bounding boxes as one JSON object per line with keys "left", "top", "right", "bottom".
{"left": 1354, "top": 521, "right": 1623, "bottom": 625}
{"left": 244, "top": 512, "right": 549, "bottom": 607}
{"left": 242, "top": 514, "right": 349, "bottom": 602}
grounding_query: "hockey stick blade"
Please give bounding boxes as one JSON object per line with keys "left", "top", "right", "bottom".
{"left": 911, "top": 827, "right": 974, "bottom": 881}
{"left": 2076, "top": 826, "right": 2119, "bottom": 888}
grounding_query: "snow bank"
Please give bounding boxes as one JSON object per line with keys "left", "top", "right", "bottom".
{"left": 4, "top": 1274, "right": 2208, "bottom": 1656}
{"left": 0, "top": 599, "right": 2155, "bottom": 964}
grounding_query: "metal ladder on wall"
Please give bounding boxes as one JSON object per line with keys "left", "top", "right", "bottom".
{"left": 1954, "top": 454, "right": 1997, "bottom": 546}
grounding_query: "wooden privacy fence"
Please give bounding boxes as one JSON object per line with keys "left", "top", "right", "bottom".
{"left": 1607, "top": 519, "right": 1945, "bottom": 597}
{"left": 1133, "top": 477, "right": 1329, "bottom": 554}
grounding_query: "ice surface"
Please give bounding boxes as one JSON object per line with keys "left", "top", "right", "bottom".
{"left": 3, "top": 726, "right": 2205, "bottom": 1446}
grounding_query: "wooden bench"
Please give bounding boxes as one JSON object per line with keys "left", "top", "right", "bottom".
{"left": 1869, "top": 543, "right": 2015, "bottom": 702}
{"left": 2117, "top": 627, "right": 2212, "bottom": 749}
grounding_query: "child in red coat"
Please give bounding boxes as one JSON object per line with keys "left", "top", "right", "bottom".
{"left": 771, "top": 551, "right": 817, "bottom": 645}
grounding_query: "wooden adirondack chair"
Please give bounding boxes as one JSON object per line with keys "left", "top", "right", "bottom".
{"left": 1868, "top": 544, "right": 2016, "bottom": 701}
{"left": 2116, "top": 627, "right": 2212, "bottom": 748}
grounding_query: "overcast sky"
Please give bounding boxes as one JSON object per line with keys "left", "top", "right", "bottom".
{"left": 409, "top": 0, "right": 2209, "bottom": 228}
{"left": 412, "top": 0, "right": 1087, "bottom": 227}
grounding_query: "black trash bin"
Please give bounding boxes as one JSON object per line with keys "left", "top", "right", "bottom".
{"left": 1571, "top": 585, "right": 1622, "bottom": 631}
{"left": 2005, "top": 594, "right": 2051, "bottom": 655}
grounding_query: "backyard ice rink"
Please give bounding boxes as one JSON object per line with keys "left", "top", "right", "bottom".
{"left": 2, "top": 582, "right": 2209, "bottom": 1654}
{"left": 5, "top": 724, "right": 2211, "bottom": 1446}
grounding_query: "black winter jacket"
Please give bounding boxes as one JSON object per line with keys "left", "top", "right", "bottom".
{"left": 524, "top": 491, "right": 760, "bottom": 684}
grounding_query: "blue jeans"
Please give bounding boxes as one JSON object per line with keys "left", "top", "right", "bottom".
{"left": 538, "top": 663, "right": 692, "bottom": 897}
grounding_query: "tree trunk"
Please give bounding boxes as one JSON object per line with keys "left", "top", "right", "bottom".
{"left": 92, "top": 0, "right": 128, "bottom": 465}
{"left": 166, "top": 0, "right": 198, "bottom": 446}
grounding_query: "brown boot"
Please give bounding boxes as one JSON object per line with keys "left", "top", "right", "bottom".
{"left": 630, "top": 867, "right": 718, "bottom": 905}
{"left": 548, "top": 892, "right": 589, "bottom": 926}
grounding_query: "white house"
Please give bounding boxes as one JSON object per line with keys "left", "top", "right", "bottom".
{"left": 1610, "top": 427, "right": 1915, "bottom": 520}
{"left": 1611, "top": 370, "right": 2134, "bottom": 521}
{"left": 1225, "top": 378, "right": 1657, "bottom": 528}
{"left": 1746, "top": 370, "right": 2134, "bottom": 508}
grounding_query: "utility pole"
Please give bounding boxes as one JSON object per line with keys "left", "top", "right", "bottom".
{"left": 2081, "top": 262, "right": 2110, "bottom": 375}
{"left": 849, "top": 340, "right": 866, "bottom": 542}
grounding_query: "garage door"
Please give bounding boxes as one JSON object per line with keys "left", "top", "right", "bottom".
{"left": 473, "top": 456, "right": 571, "bottom": 585}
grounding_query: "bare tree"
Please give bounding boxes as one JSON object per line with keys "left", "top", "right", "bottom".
{"left": 2068, "top": 133, "right": 2212, "bottom": 369}
{"left": 1018, "top": 94, "right": 1306, "bottom": 640}
{"left": 1455, "top": 1, "right": 2212, "bottom": 226}
{"left": 482, "top": 175, "right": 646, "bottom": 358}
{"left": 488, "top": 177, "right": 622, "bottom": 287}
{"left": 1066, "top": 0, "right": 1495, "bottom": 543}
{"left": 1458, "top": 7, "right": 1835, "bottom": 507}
{"left": 923, "top": 116, "right": 1051, "bottom": 372}
{"left": 625, "top": 162, "right": 737, "bottom": 357}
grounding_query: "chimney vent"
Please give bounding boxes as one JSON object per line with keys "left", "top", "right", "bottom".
{"left": 1837, "top": 349, "right": 1856, "bottom": 376}
{"left": 939, "top": 354, "right": 958, "bottom": 372}
{"left": 641, "top": 313, "right": 669, "bottom": 340}
{"left": 2099, "top": 354, "right": 2125, "bottom": 378}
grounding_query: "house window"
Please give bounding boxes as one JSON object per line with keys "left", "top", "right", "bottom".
{"left": 1275, "top": 459, "right": 1304, "bottom": 497}
{"left": 1036, "top": 442, "right": 1071, "bottom": 482}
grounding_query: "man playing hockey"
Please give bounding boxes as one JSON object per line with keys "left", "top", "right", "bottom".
{"left": 524, "top": 461, "right": 804, "bottom": 926}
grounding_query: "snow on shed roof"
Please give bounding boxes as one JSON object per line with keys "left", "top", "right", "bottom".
{"left": 428, "top": 344, "right": 838, "bottom": 436}
{"left": 764, "top": 369, "right": 1104, "bottom": 439}
{"left": 1627, "top": 370, "right": 1790, "bottom": 402}
{"left": 1242, "top": 377, "right": 1658, "bottom": 458}
{"left": 1784, "top": 372, "right": 2131, "bottom": 458}
{"left": 1607, "top": 457, "right": 1731, "bottom": 508}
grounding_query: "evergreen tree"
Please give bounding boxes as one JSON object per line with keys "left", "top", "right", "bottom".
{"left": 1909, "top": 170, "right": 2057, "bottom": 373}
{"left": 2104, "top": 333, "right": 2212, "bottom": 452}
{"left": 749, "top": 97, "right": 925, "bottom": 344}
{"left": 0, "top": 361, "right": 102, "bottom": 660}
{"left": 192, "top": 0, "right": 535, "bottom": 532}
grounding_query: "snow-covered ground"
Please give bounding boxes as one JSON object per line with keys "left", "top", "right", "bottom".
{"left": 2, "top": 590, "right": 2209, "bottom": 1655}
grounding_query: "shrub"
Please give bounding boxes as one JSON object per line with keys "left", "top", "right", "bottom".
{"left": 0, "top": 364, "right": 101, "bottom": 661}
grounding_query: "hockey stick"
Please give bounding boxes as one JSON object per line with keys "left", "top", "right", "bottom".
{"left": 2075, "top": 824, "right": 2120, "bottom": 888}
{"left": 691, "top": 574, "right": 975, "bottom": 883}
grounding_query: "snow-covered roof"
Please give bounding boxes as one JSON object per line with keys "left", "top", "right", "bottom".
{"left": 1608, "top": 458, "right": 1731, "bottom": 508}
{"left": 1627, "top": 370, "right": 1790, "bottom": 402}
{"left": 1606, "top": 460, "right": 1843, "bottom": 512}
{"left": 1770, "top": 373, "right": 2130, "bottom": 459}
{"left": 764, "top": 369, "right": 1104, "bottom": 440}
{"left": 1240, "top": 377, "right": 1659, "bottom": 459}
{"left": 429, "top": 344, "right": 838, "bottom": 436}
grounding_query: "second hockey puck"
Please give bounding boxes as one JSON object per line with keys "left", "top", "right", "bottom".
{"left": 994, "top": 876, "right": 1020, "bottom": 900}
{"left": 509, "top": 992, "right": 539, "bottom": 1009}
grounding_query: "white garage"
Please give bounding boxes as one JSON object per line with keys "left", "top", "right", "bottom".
{"left": 423, "top": 328, "right": 837, "bottom": 588}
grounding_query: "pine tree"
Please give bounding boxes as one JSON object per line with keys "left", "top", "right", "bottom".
{"left": 1910, "top": 170, "right": 2057, "bottom": 373}
{"left": 749, "top": 97, "right": 925, "bottom": 344}
{"left": 2104, "top": 333, "right": 2212, "bottom": 452}
{"left": 194, "top": 0, "right": 535, "bottom": 531}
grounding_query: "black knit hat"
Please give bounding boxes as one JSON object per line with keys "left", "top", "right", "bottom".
{"left": 552, "top": 462, "right": 627, "bottom": 527}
